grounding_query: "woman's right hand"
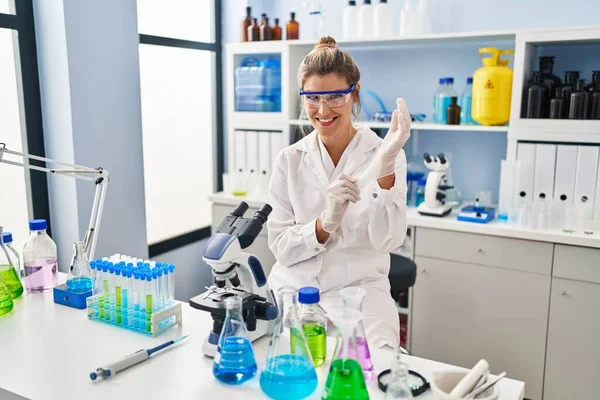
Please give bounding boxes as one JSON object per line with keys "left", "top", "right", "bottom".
{"left": 319, "top": 174, "right": 361, "bottom": 234}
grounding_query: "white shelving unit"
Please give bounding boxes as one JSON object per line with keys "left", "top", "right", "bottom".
{"left": 289, "top": 119, "right": 508, "bottom": 132}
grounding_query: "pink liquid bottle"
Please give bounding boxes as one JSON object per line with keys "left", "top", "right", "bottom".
{"left": 22, "top": 219, "right": 58, "bottom": 293}
{"left": 337, "top": 287, "right": 375, "bottom": 380}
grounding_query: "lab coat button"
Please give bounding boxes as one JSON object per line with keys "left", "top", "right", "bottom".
{"left": 372, "top": 193, "right": 378, "bottom": 198}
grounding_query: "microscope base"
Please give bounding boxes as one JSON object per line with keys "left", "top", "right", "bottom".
{"left": 417, "top": 203, "right": 452, "bottom": 217}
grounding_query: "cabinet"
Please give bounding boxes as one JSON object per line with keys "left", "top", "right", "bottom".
{"left": 544, "top": 278, "right": 600, "bottom": 400}
{"left": 411, "top": 256, "right": 550, "bottom": 400}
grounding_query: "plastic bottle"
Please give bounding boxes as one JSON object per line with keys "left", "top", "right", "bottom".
{"left": 459, "top": 77, "right": 474, "bottom": 124}
{"left": 415, "top": 0, "right": 431, "bottom": 35}
{"left": 415, "top": 177, "right": 426, "bottom": 206}
{"left": 272, "top": 18, "right": 282, "bottom": 40}
{"left": 295, "top": 287, "right": 327, "bottom": 367}
{"left": 561, "top": 71, "right": 580, "bottom": 117}
{"left": 374, "top": 0, "right": 393, "bottom": 38}
{"left": 247, "top": 18, "right": 259, "bottom": 42}
{"left": 384, "top": 361, "right": 414, "bottom": 399}
{"left": 286, "top": 12, "right": 299, "bottom": 40}
{"left": 260, "top": 286, "right": 318, "bottom": 400}
{"left": 523, "top": 71, "right": 549, "bottom": 118}
{"left": 400, "top": 1, "right": 415, "bottom": 37}
{"left": 66, "top": 241, "right": 92, "bottom": 292}
{"left": 213, "top": 296, "right": 257, "bottom": 384}
{"left": 358, "top": 0, "right": 373, "bottom": 39}
{"left": 343, "top": 1, "right": 359, "bottom": 40}
{"left": 432, "top": 78, "right": 446, "bottom": 123}
{"left": 446, "top": 96, "right": 461, "bottom": 125}
{"left": 260, "top": 16, "right": 273, "bottom": 41}
{"left": 306, "top": 1, "right": 327, "bottom": 40}
{"left": 241, "top": 6, "right": 252, "bottom": 42}
{"left": 539, "top": 56, "right": 561, "bottom": 90}
{"left": 549, "top": 88, "right": 566, "bottom": 119}
{"left": 337, "top": 287, "right": 375, "bottom": 380}
{"left": 0, "top": 228, "right": 23, "bottom": 299}
{"left": 591, "top": 81, "right": 600, "bottom": 120}
{"left": 22, "top": 219, "right": 57, "bottom": 293}
{"left": 323, "top": 309, "right": 369, "bottom": 400}
{"left": 436, "top": 77, "right": 457, "bottom": 124}
{"left": 569, "top": 79, "right": 589, "bottom": 120}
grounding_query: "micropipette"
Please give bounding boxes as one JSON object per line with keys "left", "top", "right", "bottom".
{"left": 89, "top": 334, "right": 189, "bottom": 381}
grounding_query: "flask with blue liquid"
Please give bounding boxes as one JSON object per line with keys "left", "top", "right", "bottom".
{"left": 66, "top": 241, "right": 92, "bottom": 292}
{"left": 213, "top": 296, "right": 257, "bottom": 385}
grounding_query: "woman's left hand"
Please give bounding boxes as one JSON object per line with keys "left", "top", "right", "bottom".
{"left": 378, "top": 98, "right": 411, "bottom": 178}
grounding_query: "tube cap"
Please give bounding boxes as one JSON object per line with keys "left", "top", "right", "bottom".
{"left": 2, "top": 232, "right": 12, "bottom": 243}
{"left": 298, "top": 286, "right": 320, "bottom": 304}
{"left": 447, "top": 77, "right": 454, "bottom": 84}
{"left": 467, "top": 77, "right": 473, "bottom": 84}
{"left": 29, "top": 219, "right": 47, "bottom": 230}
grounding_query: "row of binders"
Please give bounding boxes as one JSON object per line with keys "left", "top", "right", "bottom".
{"left": 232, "top": 129, "right": 286, "bottom": 177}
{"left": 500, "top": 143, "right": 600, "bottom": 228}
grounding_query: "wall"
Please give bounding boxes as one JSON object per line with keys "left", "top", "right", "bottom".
{"left": 33, "top": 0, "right": 148, "bottom": 270}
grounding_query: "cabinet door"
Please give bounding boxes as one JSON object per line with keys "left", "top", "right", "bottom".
{"left": 544, "top": 278, "right": 600, "bottom": 400}
{"left": 412, "top": 256, "right": 550, "bottom": 400}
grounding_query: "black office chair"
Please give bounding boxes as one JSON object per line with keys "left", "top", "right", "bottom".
{"left": 389, "top": 253, "right": 417, "bottom": 354}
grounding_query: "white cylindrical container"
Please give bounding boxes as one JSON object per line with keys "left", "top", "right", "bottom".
{"left": 400, "top": 1, "right": 414, "bottom": 37}
{"left": 343, "top": 0, "right": 359, "bottom": 39}
{"left": 374, "top": 0, "right": 393, "bottom": 38}
{"left": 358, "top": 0, "right": 373, "bottom": 39}
{"left": 416, "top": 0, "right": 432, "bottom": 35}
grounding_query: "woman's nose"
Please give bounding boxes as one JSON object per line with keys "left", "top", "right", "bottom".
{"left": 318, "top": 100, "right": 331, "bottom": 115}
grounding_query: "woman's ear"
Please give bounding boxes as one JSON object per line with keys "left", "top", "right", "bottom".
{"left": 353, "top": 82, "right": 361, "bottom": 104}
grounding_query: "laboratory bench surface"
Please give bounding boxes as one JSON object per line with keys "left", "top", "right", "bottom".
{"left": 209, "top": 192, "right": 600, "bottom": 249}
{"left": 0, "top": 280, "right": 525, "bottom": 400}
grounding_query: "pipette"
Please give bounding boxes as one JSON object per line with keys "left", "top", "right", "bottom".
{"left": 89, "top": 334, "right": 189, "bottom": 380}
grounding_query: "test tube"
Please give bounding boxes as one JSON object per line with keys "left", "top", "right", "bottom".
{"left": 114, "top": 265, "right": 123, "bottom": 324}
{"left": 169, "top": 264, "right": 175, "bottom": 303}
{"left": 100, "top": 261, "right": 109, "bottom": 320}
{"left": 162, "top": 265, "right": 170, "bottom": 306}
{"left": 132, "top": 271, "right": 141, "bottom": 330}
{"left": 145, "top": 272, "right": 153, "bottom": 332}
{"left": 157, "top": 268, "right": 165, "bottom": 311}
{"left": 107, "top": 263, "right": 115, "bottom": 322}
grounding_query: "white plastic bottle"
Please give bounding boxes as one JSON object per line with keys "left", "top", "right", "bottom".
{"left": 343, "top": 0, "right": 359, "bottom": 39}
{"left": 416, "top": 0, "right": 432, "bottom": 35}
{"left": 358, "top": 0, "right": 374, "bottom": 39}
{"left": 400, "top": 1, "right": 415, "bottom": 37}
{"left": 374, "top": 0, "right": 393, "bottom": 38}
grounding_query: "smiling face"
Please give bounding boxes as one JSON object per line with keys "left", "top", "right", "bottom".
{"left": 303, "top": 73, "right": 358, "bottom": 140}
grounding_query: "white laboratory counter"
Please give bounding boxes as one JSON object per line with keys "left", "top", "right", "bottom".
{"left": 0, "top": 280, "right": 525, "bottom": 400}
{"left": 209, "top": 192, "right": 600, "bottom": 249}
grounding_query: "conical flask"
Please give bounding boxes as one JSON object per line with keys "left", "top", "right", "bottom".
{"left": 260, "top": 286, "right": 318, "bottom": 400}
{"left": 213, "top": 296, "right": 257, "bottom": 384}
{"left": 0, "top": 226, "right": 23, "bottom": 299}
{"left": 66, "top": 241, "right": 93, "bottom": 292}
{"left": 384, "top": 361, "right": 414, "bottom": 399}
{"left": 337, "top": 287, "right": 374, "bottom": 380}
{"left": 323, "top": 308, "right": 369, "bottom": 400}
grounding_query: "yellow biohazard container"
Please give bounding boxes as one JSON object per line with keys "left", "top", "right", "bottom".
{"left": 472, "top": 48, "right": 514, "bottom": 126}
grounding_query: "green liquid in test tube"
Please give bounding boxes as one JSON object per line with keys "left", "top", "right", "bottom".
{"left": 115, "top": 267, "right": 122, "bottom": 324}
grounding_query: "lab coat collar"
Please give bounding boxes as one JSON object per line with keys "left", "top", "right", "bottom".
{"left": 292, "top": 126, "right": 381, "bottom": 184}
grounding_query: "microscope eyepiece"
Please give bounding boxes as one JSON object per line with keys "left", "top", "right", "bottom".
{"left": 253, "top": 204, "right": 272, "bottom": 224}
{"left": 438, "top": 153, "right": 447, "bottom": 164}
{"left": 424, "top": 153, "right": 432, "bottom": 163}
{"left": 229, "top": 273, "right": 241, "bottom": 287}
{"left": 231, "top": 202, "right": 249, "bottom": 217}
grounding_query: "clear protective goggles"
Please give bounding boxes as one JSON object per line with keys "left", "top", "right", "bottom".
{"left": 299, "top": 84, "right": 355, "bottom": 109}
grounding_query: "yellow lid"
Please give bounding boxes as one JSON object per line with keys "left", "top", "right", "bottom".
{"left": 479, "top": 47, "right": 499, "bottom": 67}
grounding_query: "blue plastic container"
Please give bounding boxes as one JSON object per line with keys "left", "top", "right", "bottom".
{"left": 235, "top": 56, "right": 281, "bottom": 112}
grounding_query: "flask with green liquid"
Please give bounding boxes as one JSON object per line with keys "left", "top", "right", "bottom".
{"left": 293, "top": 286, "right": 327, "bottom": 367}
{"left": 0, "top": 227, "right": 23, "bottom": 300}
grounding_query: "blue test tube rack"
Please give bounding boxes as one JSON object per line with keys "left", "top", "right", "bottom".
{"left": 85, "top": 255, "right": 182, "bottom": 337}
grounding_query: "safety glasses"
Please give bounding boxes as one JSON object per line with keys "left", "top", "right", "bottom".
{"left": 299, "top": 84, "right": 355, "bottom": 109}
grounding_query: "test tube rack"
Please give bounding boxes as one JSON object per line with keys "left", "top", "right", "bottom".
{"left": 86, "top": 295, "right": 183, "bottom": 337}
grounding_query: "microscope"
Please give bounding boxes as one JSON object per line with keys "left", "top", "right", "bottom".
{"left": 417, "top": 152, "right": 453, "bottom": 217}
{"left": 189, "top": 201, "right": 278, "bottom": 357}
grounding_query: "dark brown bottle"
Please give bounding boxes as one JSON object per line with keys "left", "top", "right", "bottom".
{"left": 260, "top": 17, "right": 273, "bottom": 41}
{"left": 524, "top": 71, "right": 549, "bottom": 118}
{"left": 446, "top": 97, "right": 461, "bottom": 125}
{"left": 247, "top": 18, "right": 259, "bottom": 42}
{"left": 272, "top": 18, "right": 283, "bottom": 40}
{"left": 590, "top": 81, "right": 600, "bottom": 120}
{"left": 569, "top": 79, "right": 590, "bottom": 120}
{"left": 549, "top": 88, "right": 566, "bottom": 119}
{"left": 539, "top": 56, "right": 561, "bottom": 90}
{"left": 241, "top": 7, "right": 252, "bottom": 42}
{"left": 287, "top": 12, "right": 299, "bottom": 40}
{"left": 561, "top": 70, "right": 580, "bottom": 116}
{"left": 585, "top": 70, "right": 600, "bottom": 93}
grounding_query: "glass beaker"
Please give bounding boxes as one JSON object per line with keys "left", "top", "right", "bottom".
{"left": 0, "top": 227, "right": 23, "bottom": 299}
{"left": 213, "top": 296, "right": 257, "bottom": 384}
{"left": 384, "top": 361, "right": 414, "bottom": 399}
{"left": 323, "top": 308, "right": 369, "bottom": 400}
{"left": 337, "top": 287, "right": 375, "bottom": 380}
{"left": 260, "top": 286, "right": 318, "bottom": 400}
{"left": 67, "top": 241, "right": 93, "bottom": 292}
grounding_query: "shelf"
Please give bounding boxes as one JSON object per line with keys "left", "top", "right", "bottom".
{"left": 289, "top": 119, "right": 508, "bottom": 133}
{"left": 509, "top": 127, "right": 600, "bottom": 144}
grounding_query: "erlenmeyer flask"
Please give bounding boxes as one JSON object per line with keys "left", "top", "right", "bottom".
{"left": 0, "top": 274, "right": 14, "bottom": 316}
{"left": 0, "top": 226, "right": 23, "bottom": 299}
{"left": 213, "top": 296, "right": 257, "bottom": 384}
{"left": 66, "top": 241, "right": 93, "bottom": 292}
{"left": 384, "top": 361, "right": 414, "bottom": 399}
{"left": 260, "top": 286, "right": 318, "bottom": 400}
{"left": 323, "top": 308, "right": 369, "bottom": 400}
{"left": 338, "top": 287, "right": 375, "bottom": 380}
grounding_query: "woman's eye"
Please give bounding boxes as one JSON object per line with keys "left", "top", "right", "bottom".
{"left": 306, "top": 95, "right": 319, "bottom": 102}
{"left": 329, "top": 94, "right": 343, "bottom": 100}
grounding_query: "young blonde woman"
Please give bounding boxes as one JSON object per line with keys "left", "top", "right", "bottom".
{"left": 267, "top": 36, "right": 411, "bottom": 349}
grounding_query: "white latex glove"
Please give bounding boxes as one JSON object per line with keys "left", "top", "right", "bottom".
{"left": 320, "top": 174, "right": 361, "bottom": 234}
{"left": 357, "top": 98, "right": 411, "bottom": 189}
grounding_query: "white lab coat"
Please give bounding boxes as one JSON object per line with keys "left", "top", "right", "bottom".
{"left": 267, "top": 126, "right": 408, "bottom": 349}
